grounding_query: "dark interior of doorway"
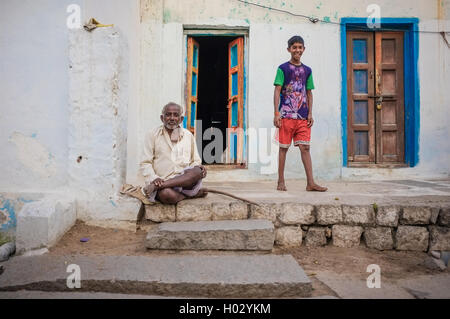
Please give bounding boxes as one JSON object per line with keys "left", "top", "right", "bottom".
{"left": 194, "top": 36, "right": 238, "bottom": 164}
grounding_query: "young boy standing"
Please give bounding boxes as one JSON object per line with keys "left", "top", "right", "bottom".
{"left": 274, "top": 35, "right": 327, "bottom": 192}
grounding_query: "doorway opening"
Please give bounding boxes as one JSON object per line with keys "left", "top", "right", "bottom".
{"left": 197, "top": 36, "right": 235, "bottom": 164}
{"left": 185, "top": 34, "right": 246, "bottom": 166}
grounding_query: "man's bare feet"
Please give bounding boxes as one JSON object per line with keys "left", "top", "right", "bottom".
{"left": 306, "top": 184, "right": 328, "bottom": 192}
{"left": 143, "top": 183, "right": 156, "bottom": 197}
{"left": 277, "top": 181, "right": 287, "bottom": 191}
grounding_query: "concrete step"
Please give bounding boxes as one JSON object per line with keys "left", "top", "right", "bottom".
{"left": 0, "top": 254, "right": 312, "bottom": 298}
{"left": 146, "top": 219, "right": 274, "bottom": 251}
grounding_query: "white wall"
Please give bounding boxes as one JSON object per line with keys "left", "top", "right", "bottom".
{"left": 0, "top": 0, "right": 82, "bottom": 192}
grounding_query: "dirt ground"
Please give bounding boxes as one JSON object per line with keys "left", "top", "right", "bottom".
{"left": 49, "top": 220, "right": 446, "bottom": 297}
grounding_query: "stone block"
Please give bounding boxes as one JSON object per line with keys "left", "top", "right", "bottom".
{"left": 395, "top": 226, "right": 429, "bottom": 251}
{"left": 145, "top": 204, "right": 176, "bottom": 222}
{"left": 376, "top": 206, "right": 400, "bottom": 227}
{"left": 250, "top": 203, "right": 282, "bottom": 224}
{"left": 400, "top": 207, "right": 432, "bottom": 225}
{"left": 332, "top": 225, "right": 363, "bottom": 248}
{"left": 16, "top": 197, "right": 76, "bottom": 253}
{"left": 438, "top": 208, "right": 450, "bottom": 226}
{"left": 316, "top": 205, "right": 343, "bottom": 225}
{"left": 146, "top": 220, "right": 274, "bottom": 251}
{"left": 279, "top": 203, "right": 315, "bottom": 225}
{"left": 211, "top": 202, "right": 248, "bottom": 221}
{"left": 176, "top": 201, "right": 211, "bottom": 222}
{"left": 211, "top": 203, "right": 231, "bottom": 221}
{"left": 305, "top": 227, "right": 327, "bottom": 247}
{"left": 363, "top": 227, "right": 394, "bottom": 250}
{"left": 430, "top": 207, "right": 440, "bottom": 224}
{"left": 429, "top": 226, "right": 450, "bottom": 251}
{"left": 342, "top": 205, "right": 375, "bottom": 226}
{"left": 275, "top": 226, "right": 302, "bottom": 247}
{"left": 230, "top": 202, "right": 248, "bottom": 220}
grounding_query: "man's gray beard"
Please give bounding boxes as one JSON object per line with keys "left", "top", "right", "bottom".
{"left": 164, "top": 123, "right": 180, "bottom": 130}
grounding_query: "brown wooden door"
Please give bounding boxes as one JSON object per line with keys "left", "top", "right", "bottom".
{"left": 347, "top": 31, "right": 404, "bottom": 165}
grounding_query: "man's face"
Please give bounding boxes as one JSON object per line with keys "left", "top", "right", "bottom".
{"left": 161, "top": 105, "right": 183, "bottom": 130}
{"left": 287, "top": 42, "right": 305, "bottom": 62}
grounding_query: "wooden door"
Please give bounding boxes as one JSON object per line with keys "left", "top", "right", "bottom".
{"left": 186, "top": 37, "right": 200, "bottom": 135}
{"left": 226, "top": 37, "right": 244, "bottom": 164}
{"left": 347, "top": 31, "right": 404, "bottom": 165}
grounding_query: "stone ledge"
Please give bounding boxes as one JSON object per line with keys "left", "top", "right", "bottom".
{"left": 142, "top": 202, "right": 449, "bottom": 251}
{"left": 16, "top": 196, "right": 76, "bottom": 254}
{"left": 146, "top": 219, "right": 274, "bottom": 251}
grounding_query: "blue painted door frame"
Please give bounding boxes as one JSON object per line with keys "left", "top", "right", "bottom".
{"left": 340, "top": 18, "right": 420, "bottom": 167}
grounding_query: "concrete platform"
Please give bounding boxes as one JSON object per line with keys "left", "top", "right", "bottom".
{"left": 146, "top": 220, "right": 274, "bottom": 251}
{"left": 0, "top": 254, "right": 312, "bottom": 298}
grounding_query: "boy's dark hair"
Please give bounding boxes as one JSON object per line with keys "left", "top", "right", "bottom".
{"left": 288, "top": 35, "right": 304, "bottom": 47}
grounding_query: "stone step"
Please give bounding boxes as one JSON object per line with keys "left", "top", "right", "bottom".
{"left": 0, "top": 254, "right": 312, "bottom": 298}
{"left": 146, "top": 219, "right": 274, "bottom": 251}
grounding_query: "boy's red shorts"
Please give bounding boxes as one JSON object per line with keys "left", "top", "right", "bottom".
{"left": 276, "top": 118, "right": 311, "bottom": 148}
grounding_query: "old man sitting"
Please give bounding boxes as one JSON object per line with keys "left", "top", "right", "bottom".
{"left": 140, "top": 102, "right": 207, "bottom": 204}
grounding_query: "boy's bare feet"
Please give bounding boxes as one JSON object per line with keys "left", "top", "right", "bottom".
{"left": 277, "top": 180, "right": 287, "bottom": 191}
{"left": 306, "top": 184, "right": 328, "bottom": 192}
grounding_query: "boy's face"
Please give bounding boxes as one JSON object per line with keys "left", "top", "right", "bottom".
{"left": 287, "top": 42, "right": 305, "bottom": 63}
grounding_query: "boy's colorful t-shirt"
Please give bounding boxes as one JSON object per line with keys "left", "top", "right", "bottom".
{"left": 274, "top": 62, "right": 315, "bottom": 120}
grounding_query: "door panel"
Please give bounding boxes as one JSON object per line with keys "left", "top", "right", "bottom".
{"left": 346, "top": 32, "right": 375, "bottom": 163}
{"left": 226, "top": 37, "right": 244, "bottom": 164}
{"left": 186, "top": 37, "right": 200, "bottom": 135}
{"left": 375, "top": 32, "right": 404, "bottom": 163}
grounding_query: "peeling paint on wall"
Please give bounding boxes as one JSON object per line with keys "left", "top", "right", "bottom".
{"left": 9, "top": 132, "right": 57, "bottom": 178}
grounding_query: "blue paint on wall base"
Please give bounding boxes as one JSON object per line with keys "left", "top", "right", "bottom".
{"left": 0, "top": 199, "right": 16, "bottom": 231}
{"left": 340, "top": 18, "right": 420, "bottom": 167}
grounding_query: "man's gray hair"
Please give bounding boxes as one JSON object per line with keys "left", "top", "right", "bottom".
{"left": 162, "top": 102, "right": 184, "bottom": 115}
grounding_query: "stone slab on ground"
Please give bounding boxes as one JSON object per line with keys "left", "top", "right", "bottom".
{"left": 0, "top": 255, "right": 312, "bottom": 298}
{"left": 146, "top": 220, "right": 274, "bottom": 251}
{"left": 16, "top": 197, "right": 76, "bottom": 254}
